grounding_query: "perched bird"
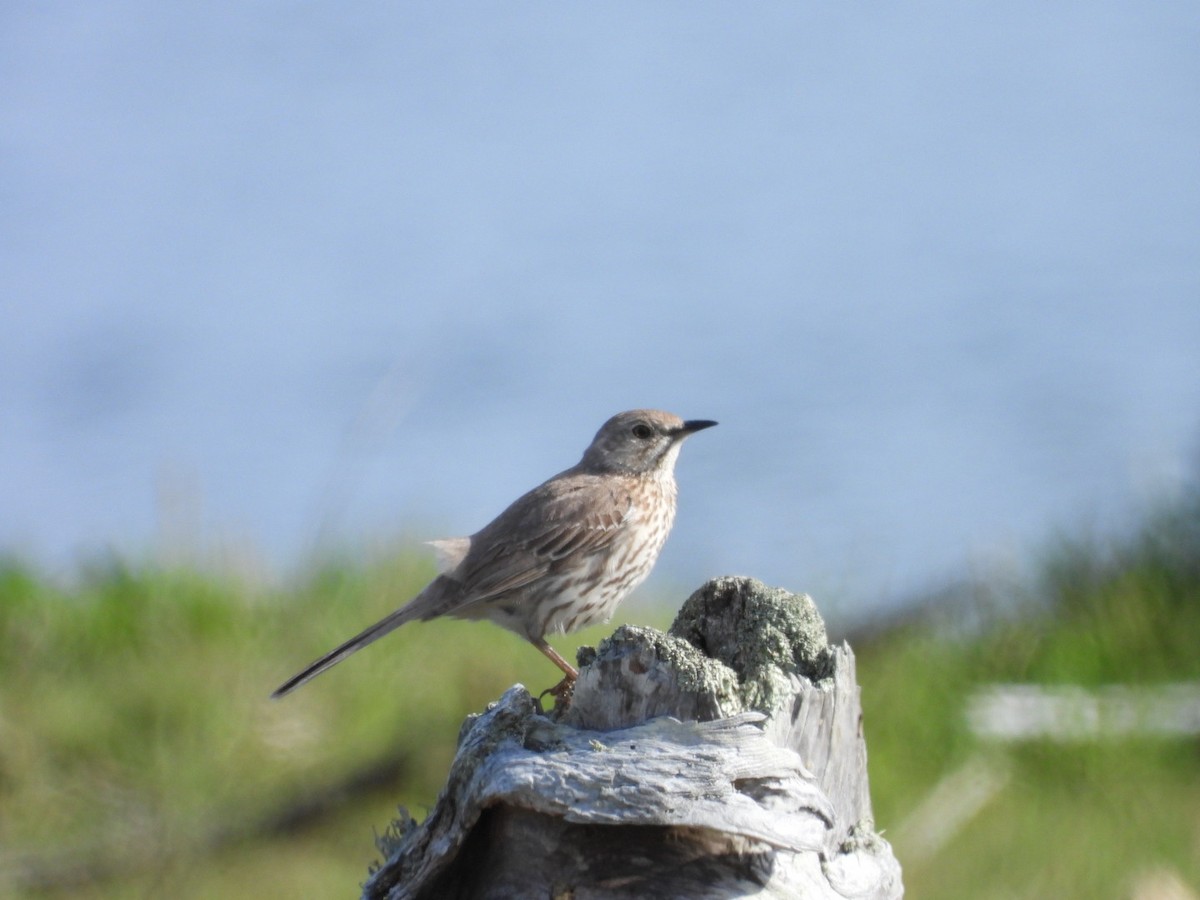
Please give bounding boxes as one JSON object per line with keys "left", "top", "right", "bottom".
{"left": 271, "top": 409, "right": 716, "bottom": 699}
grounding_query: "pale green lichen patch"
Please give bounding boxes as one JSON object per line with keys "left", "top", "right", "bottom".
{"left": 599, "top": 623, "right": 742, "bottom": 706}
{"left": 671, "top": 576, "right": 836, "bottom": 713}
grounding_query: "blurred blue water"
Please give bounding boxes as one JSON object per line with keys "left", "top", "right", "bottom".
{"left": 3, "top": 2, "right": 1199, "bottom": 621}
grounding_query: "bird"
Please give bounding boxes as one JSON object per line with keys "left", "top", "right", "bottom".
{"left": 271, "top": 409, "right": 716, "bottom": 699}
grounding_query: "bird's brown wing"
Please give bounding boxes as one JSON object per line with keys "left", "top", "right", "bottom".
{"left": 451, "top": 472, "right": 633, "bottom": 605}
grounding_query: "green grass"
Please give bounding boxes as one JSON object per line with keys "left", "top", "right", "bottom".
{"left": 2, "top": 486, "right": 1198, "bottom": 897}
{"left": 0, "top": 550, "right": 668, "bottom": 898}
{"left": 858, "top": 487, "right": 1200, "bottom": 897}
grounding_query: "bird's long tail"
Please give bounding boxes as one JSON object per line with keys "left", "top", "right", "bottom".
{"left": 270, "top": 604, "right": 420, "bottom": 698}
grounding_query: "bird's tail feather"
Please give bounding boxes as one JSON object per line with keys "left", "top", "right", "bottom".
{"left": 270, "top": 605, "right": 419, "bottom": 698}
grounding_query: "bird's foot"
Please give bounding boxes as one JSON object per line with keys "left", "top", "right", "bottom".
{"left": 538, "top": 675, "right": 576, "bottom": 714}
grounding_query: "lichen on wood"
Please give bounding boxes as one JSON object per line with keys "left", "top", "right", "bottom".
{"left": 364, "top": 577, "right": 903, "bottom": 899}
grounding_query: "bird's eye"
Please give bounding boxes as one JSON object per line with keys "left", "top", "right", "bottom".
{"left": 631, "top": 423, "right": 653, "bottom": 440}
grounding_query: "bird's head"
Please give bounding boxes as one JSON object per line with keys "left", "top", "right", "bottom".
{"left": 579, "top": 409, "right": 717, "bottom": 476}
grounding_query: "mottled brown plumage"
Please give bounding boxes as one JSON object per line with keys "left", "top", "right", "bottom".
{"left": 271, "top": 409, "right": 716, "bottom": 698}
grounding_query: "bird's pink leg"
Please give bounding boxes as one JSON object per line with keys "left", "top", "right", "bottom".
{"left": 533, "top": 638, "right": 579, "bottom": 679}
{"left": 533, "top": 638, "right": 578, "bottom": 706}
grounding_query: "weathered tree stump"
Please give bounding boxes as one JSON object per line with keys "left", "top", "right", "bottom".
{"left": 364, "top": 576, "right": 903, "bottom": 899}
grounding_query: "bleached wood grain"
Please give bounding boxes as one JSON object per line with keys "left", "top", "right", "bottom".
{"left": 364, "top": 576, "right": 903, "bottom": 900}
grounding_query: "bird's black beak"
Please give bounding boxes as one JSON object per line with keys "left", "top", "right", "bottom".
{"left": 677, "top": 419, "right": 718, "bottom": 437}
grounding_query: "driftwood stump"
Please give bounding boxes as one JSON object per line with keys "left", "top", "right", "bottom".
{"left": 364, "top": 576, "right": 903, "bottom": 899}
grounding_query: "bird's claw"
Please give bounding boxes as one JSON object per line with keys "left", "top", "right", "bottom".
{"left": 538, "top": 676, "right": 576, "bottom": 713}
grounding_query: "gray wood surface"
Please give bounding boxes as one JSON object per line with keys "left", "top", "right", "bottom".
{"left": 364, "top": 576, "right": 903, "bottom": 899}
